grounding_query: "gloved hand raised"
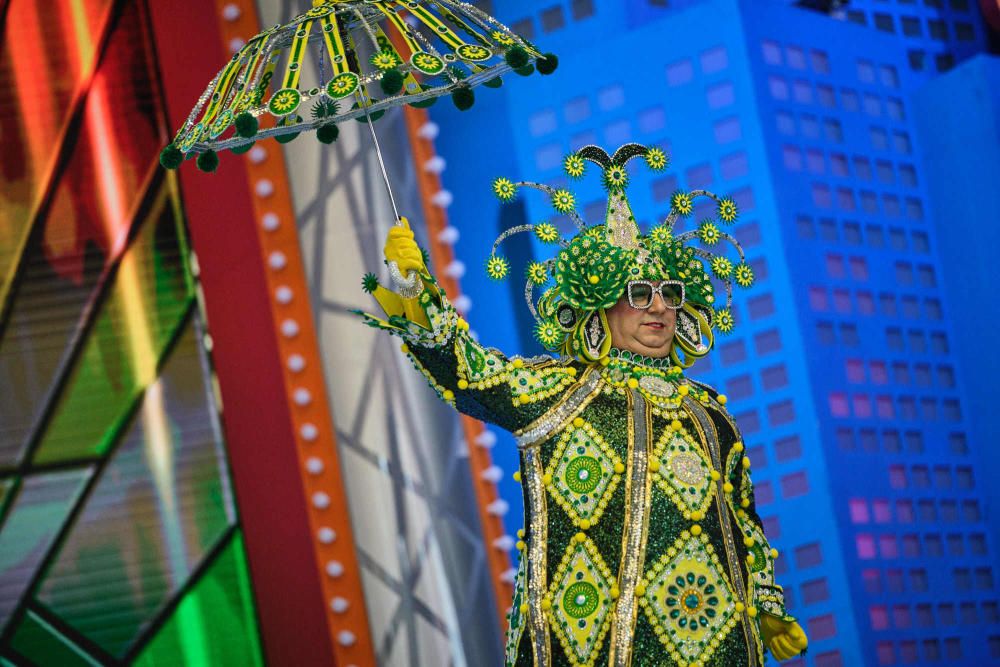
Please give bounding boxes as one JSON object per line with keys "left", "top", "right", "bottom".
{"left": 383, "top": 217, "right": 425, "bottom": 276}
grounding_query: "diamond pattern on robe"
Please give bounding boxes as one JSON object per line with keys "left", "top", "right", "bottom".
{"left": 652, "top": 430, "right": 714, "bottom": 515}
{"left": 642, "top": 534, "right": 739, "bottom": 664}
{"left": 456, "top": 337, "right": 508, "bottom": 386}
{"left": 545, "top": 421, "right": 623, "bottom": 526}
{"left": 546, "top": 538, "right": 615, "bottom": 664}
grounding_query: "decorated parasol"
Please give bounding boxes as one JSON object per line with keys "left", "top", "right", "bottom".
{"left": 159, "top": 0, "right": 557, "bottom": 175}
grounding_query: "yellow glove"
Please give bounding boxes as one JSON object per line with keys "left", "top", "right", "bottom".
{"left": 383, "top": 217, "right": 426, "bottom": 276}
{"left": 760, "top": 615, "right": 808, "bottom": 661}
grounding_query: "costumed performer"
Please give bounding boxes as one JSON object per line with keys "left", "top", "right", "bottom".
{"left": 357, "top": 143, "right": 808, "bottom": 666}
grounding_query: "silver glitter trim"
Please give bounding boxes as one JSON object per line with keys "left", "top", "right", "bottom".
{"left": 609, "top": 388, "right": 652, "bottom": 666}
{"left": 388, "top": 260, "right": 423, "bottom": 299}
{"left": 683, "top": 397, "right": 763, "bottom": 664}
{"left": 523, "top": 448, "right": 551, "bottom": 666}
{"left": 515, "top": 369, "right": 602, "bottom": 448}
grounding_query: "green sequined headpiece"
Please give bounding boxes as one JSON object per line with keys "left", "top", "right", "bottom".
{"left": 487, "top": 143, "right": 753, "bottom": 367}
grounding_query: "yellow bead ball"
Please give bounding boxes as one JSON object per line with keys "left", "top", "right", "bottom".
{"left": 717, "top": 394, "right": 728, "bottom": 405}
{"left": 723, "top": 482, "right": 734, "bottom": 494}
{"left": 519, "top": 603, "right": 529, "bottom": 614}
{"left": 744, "top": 536, "right": 755, "bottom": 547}
{"left": 690, "top": 510, "right": 703, "bottom": 521}
{"left": 588, "top": 275, "right": 599, "bottom": 284}
{"left": 512, "top": 358, "right": 524, "bottom": 368}
{"left": 542, "top": 473, "right": 552, "bottom": 484}
{"left": 580, "top": 519, "right": 591, "bottom": 530}
{"left": 740, "top": 499, "right": 750, "bottom": 508}
{"left": 457, "top": 379, "right": 469, "bottom": 390}
{"left": 567, "top": 366, "right": 577, "bottom": 376}
{"left": 742, "top": 456, "right": 751, "bottom": 469}
{"left": 400, "top": 343, "right": 409, "bottom": 353}
{"left": 735, "top": 602, "right": 745, "bottom": 613}
{"left": 519, "top": 394, "right": 531, "bottom": 404}
{"left": 650, "top": 460, "right": 661, "bottom": 473}
{"left": 443, "top": 390, "right": 454, "bottom": 401}
{"left": 678, "top": 385, "right": 690, "bottom": 396}
{"left": 691, "top": 524, "right": 702, "bottom": 536}
{"left": 627, "top": 378, "right": 639, "bottom": 389}
{"left": 513, "top": 471, "right": 522, "bottom": 482}
{"left": 770, "top": 548, "right": 779, "bottom": 559}
{"left": 516, "top": 540, "right": 525, "bottom": 551}
{"left": 610, "top": 586, "right": 620, "bottom": 599}
{"left": 746, "top": 553, "right": 755, "bottom": 564}
{"left": 733, "top": 441, "right": 744, "bottom": 452}
{"left": 614, "top": 462, "right": 625, "bottom": 474}
{"left": 517, "top": 528, "right": 525, "bottom": 538}
{"left": 575, "top": 532, "right": 587, "bottom": 543}
{"left": 747, "top": 606, "right": 758, "bottom": 618}
{"left": 710, "top": 470, "right": 721, "bottom": 481}
{"left": 671, "top": 420, "right": 683, "bottom": 431}
{"left": 541, "top": 599, "right": 552, "bottom": 610}
{"left": 635, "top": 584, "right": 647, "bottom": 596}
{"left": 573, "top": 417, "right": 585, "bottom": 428}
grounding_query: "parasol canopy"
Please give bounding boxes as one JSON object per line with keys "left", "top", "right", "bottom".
{"left": 160, "top": 0, "right": 557, "bottom": 171}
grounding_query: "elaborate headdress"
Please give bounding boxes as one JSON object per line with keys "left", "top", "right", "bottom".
{"left": 486, "top": 143, "right": 753, "bottom": 368}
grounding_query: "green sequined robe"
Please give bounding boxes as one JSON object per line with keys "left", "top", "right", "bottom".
{"left": 360, "top": 274, "right": 793, "bottom": 667}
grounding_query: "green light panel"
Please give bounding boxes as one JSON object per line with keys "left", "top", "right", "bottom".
{"left": 9, "top": 609, "right": 101, "bottom": 667}
{"left": 37, "top": 321, "right": 237, "bottom": 657}
{"left": 0, "top": 469, "right": 91, "bottom": 629}
{"left": 133, "top": 532, "right": 264, "bottom": 667}
{"left": 32, "top": 184, "right": 194, "bottom": 466}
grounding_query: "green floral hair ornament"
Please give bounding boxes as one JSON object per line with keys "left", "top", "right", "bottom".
{"left": 493, "top": 177, "right": 517, "bottom": 202}
{"left": 485, "top": 255, "right": 510, "bottom": 280}
{"left": 485, "top": 143, "right": 752, "bottom": 367}
{"left": 564, "top": 154, "right": 586, "bottom": 178}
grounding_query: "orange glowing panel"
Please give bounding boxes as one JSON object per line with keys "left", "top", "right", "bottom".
{"left": 0, "top": 0, "right": 115, "bottom": 299}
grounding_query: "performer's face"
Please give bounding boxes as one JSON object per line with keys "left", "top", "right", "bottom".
{"left": 606, "top": 283, "right": 677, "bottom": 358}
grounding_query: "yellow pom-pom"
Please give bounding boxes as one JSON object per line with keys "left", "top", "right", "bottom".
{"left": 588, "top": 275, "right": 599, "bottom": 284}
{"left": 400, "top": 343, "right": 409, "bottom": 353}
{"left": 770, "top": 548, "right": 779, "bottom": 559}
{"left": 723, "top": 482, "right": 734, "bottom": 494}
{"left": 635, "top": 584, "right": 647, "bottom": 596}
{"left": 735, "top": 602, "right": 745, "bottom": 613}
{"left": 542, "top": 473, "right": 552, "bottom": 484}
{"left": 742, "top": 456, "right": 751, "bottom": 469}
{"left": 517, "top": 528, "right": 525, "bottom": 538}
{"left": 671, "top": 420, "right": 683, "bottom": 431}
{"left": 575, "top": 532, "right": 586, "bottom": 543}
{"left": 567, "top": 366, "right": 577, "bottom": 376}
{"left": 573, "top": 417, "right": 585, "bottom": 428}
{"left": 513, "top": 471, "right": 521, "bottom": 482}
{"left": 746, "top": 553, "right": 755, "bottom": 564}
{"left": 710, "top": 469, "right": 721, "bottom": 481}
{"left": 678, "top": 385, "right": 690, "bottom": 396}
{"left": 717, "top": 394, "right": 728, "bottom": 405}
{"left": 740, "top": 499, "right": 750, "bottom": 508}
{"left": 737, "top": 509, "right": 747, "bottom": 519}
{"left": 443, "top": 389, "right": 455, "bottom": 401}
{"left": 541, "top": 599, "right": 552, "bottom": 611}
{"left": 580, "top": 519, "right": 591, "bottom": 530}
{"left": 733, "top": 441, "right": 744, "bottom": 452}
{"left": 614, "top": 462, "right": 625, "bottom": 474}
{"left": 516, "top": 540, "right": 525, "bottom": 551}
{"left": 457, "top": 379, "right": 469, "bottom": 390}
{"left": 520, "top": 603, "right": 529, "bottom": 614}
{"left": 747, "top": 606, "right": 758, "bottom": 618}
{"left": 691, "top": 510, "right": 704, "bottom": 521}
{"left": 649, "top": 460, "right": 661, "bottom": 473}
{"left": 627, "top": 378, "right": 639, "bottom": 389}
{"left": 744, "top": 536, "right": 755, "bottom": 547}
{"left": 519, "top": 394, "right": 531, "bottom": 404}
{"left": 457, "top": 318, "right": 470, "bottom": 331}
{"left": 691, "top": 524, "right": 702, "bottom": 536}
{"left": 512, "top": 358, "right": 524, "bottom": 368}
{"left": 610, "top": 586, "right": 620, "bottom": 599}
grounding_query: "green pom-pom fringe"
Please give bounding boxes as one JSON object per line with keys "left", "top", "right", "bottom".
{"left": 275, "top": 131, "right": 299, "bottom": 144}
{"left": 537, "top": 53, "right": 559, "bottom": 75}
{"left": 380, "top": 68, "right": 404, "bottom": 95}
{"left": 231, "top": 141, "right": 255, "bottom": 155}
{"left": 484, "top": 77, "right": 503, "bottom": 88}
{"left": 317, "top": 124, "right": 339, "bottom": 144}
{"left": 234, "top": 112, "right": 258, "bottom": 138}
{"left": 195, "top": 149, "right": 219, "bottom": 173}
{"left": 159, "top": 144, "right": 183, "bottom": 170}
{"left": 514, "top": 64, "right": 535, "bottom": 77}
{"left": 451, "top": 87, "right": 474, "bottom": 111}
{"left": 505, "top": 46, "right": 529, "bottom": 69}
{"left": 362, "top": 273, "right": 379, "bottom": 293}
{"left": 352, "top": 102, "right": 385, "bottom": 122}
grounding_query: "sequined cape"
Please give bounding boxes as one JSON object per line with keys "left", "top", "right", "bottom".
{"left": 358, "top": 273, "right": 794, "bottom": 667}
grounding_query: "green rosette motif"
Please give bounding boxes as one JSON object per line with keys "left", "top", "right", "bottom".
{"left": 554, "top": 232, "right": 635, "bottom": 310}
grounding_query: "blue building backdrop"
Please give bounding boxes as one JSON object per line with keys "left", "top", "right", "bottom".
{"left": 429, "top": 1, "right": 1000, "bottom": 664}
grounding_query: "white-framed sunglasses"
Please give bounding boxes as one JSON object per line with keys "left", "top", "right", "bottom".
{"left": 625, "top": 280, "right": 685, "bottom": 310}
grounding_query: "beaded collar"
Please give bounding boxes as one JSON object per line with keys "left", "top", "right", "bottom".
{"left": 605, "top": 348, "right": 682, "bottom": 377}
